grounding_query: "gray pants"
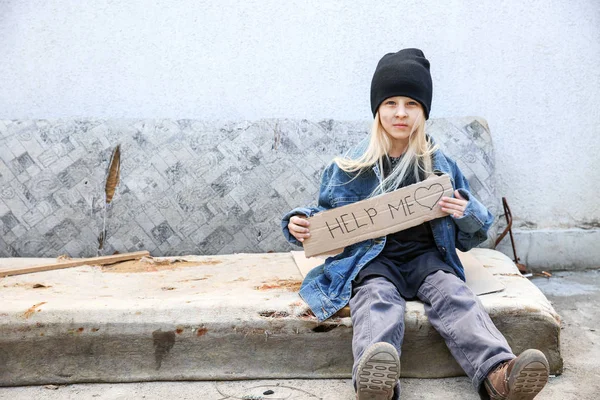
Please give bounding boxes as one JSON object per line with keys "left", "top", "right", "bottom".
{"left": 350, "top": 271, "right": 515, "bottom": 399}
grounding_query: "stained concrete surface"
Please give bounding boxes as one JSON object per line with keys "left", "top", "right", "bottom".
{"left": 0, "top": 269, "right": 597, "bottom": 399}
{"left": 0, "top": 250, "right": 561, "bottom": 385}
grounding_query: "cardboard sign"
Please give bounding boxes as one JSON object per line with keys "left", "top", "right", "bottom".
{"left": 455, "top": 249, "right": 505, "bottom": 296}
{"left": 303, "top": 174, "right": 453, "bottom": 257}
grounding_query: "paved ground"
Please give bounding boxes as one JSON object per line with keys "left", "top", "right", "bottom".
{"left": 1, "top": 269, "right": 598, "bottom": 399}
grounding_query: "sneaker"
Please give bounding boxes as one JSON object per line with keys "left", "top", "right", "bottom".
{"left": 356, "top": 342, "right": 400, "bottom": 400}
{"left": 484, "top": 349, "right": 550, "bottom": 400}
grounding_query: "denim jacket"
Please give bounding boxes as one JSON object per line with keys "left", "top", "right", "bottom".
{"left": 281, "top": 137, "right": 494, "bottom": 321}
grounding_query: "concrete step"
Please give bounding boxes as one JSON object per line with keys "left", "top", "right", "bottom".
{"left": 0, "top": 376, "right": 584, "bottom": 400}
{"left": 0, "top": 249, "right": 562, "bottom": 386}
{"left": 0, "top": 378, "right": 489, "bottom": 399}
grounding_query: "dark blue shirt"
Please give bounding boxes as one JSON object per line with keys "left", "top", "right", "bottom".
{"left": 354, "top": 156, "right": 456, "bottom": 299}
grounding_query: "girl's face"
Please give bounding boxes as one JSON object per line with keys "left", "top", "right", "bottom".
{"left": 378, "top": 96, "right": 423, "bottom": 154}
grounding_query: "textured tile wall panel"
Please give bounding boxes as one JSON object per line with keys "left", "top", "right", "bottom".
{"left": 0, "top": 118, "right": 497, "bottom": 257}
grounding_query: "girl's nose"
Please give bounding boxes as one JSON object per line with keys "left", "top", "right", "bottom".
{"left": 395, "top": 107, "right": 408, "bottom": 117}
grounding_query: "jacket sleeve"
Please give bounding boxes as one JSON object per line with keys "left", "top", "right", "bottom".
{"left": 281, "top": 163, "right": 334, "bottom": 247}
{"left": 450, "top": 162, "right": 495, "bottom": 251}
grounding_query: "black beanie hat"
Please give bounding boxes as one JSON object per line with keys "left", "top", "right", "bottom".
{"left": 370, "top": 48, "right": 433, "bottom": 119}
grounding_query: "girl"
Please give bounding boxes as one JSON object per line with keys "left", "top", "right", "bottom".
{"left": 281, "top": 49, "right": 549, "bottom": 400}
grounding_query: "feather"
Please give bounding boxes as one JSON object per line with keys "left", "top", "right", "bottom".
{"left": 105, "top": 145, "right": 121, "bottom": 204}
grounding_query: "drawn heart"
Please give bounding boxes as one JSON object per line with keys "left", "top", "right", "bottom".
{"left": 414, "top": 183, "right": 445, "bottom": 210}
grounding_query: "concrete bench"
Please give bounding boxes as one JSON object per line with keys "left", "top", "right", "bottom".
{"left": 0, "top": 117, "right": 562, "bottom": 385}
{"left": 0, "top": 250, "right": 561, "bottom": 385}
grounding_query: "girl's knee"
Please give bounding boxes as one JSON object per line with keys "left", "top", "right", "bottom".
{"left": 352, "top": 276, "right": 405, "bottom": 311}
{"left": 420, "top": 271, "right": 478, "bottom": 307}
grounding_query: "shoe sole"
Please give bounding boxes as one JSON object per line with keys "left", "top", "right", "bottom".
{"left": 356, "top": 342, "right": 400, "bottom": 400}
{"left": 507, "top": 349, "right": 550, "bottom": 400}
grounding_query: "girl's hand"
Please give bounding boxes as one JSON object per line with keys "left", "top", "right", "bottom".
{"left": 288, "top": 215, "right": 311, "bottom": 243}
{"left": 439, "top": 190, "right": 468, "bottom": 218}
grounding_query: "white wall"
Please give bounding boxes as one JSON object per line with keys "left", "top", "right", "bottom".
{"left": 1, "top": 0, "right": 599, "bottom": 235}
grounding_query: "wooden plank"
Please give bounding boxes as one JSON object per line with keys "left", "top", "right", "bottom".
{"left": 0, "top": 251, "right": 150, "bottom": 277}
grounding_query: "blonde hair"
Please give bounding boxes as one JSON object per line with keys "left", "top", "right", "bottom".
{"left": 333, "top": 108, "right": 438, "bottom": 196}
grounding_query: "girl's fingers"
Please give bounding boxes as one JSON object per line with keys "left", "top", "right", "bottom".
{"left": 291, "top": 216, "right": 310, "bottom": 226}
{"left": 288, "top": 221, "right": 311, "bottom": 242}
{"left": 441, "top": 206, "right": 462, "bottom": 215}
{"left": 289, "top": 216, "right": 311, "bottom": 242}
{"left": 289, "top": 223, "right": 310, "bottom": 234}
{"left": 440, "top": 196, "right": 467, "bottom": 206}
{"left": 439, "top": 201, "right": 465, "bottom": 212}
{"left": 440, "top": 195, "right": 467, "bottom": 217}
{"left": 294, "top": 229, "right": 311, "bottom": 237}
{"left": 294, "top": 231, "right": 311, "bottom": 242}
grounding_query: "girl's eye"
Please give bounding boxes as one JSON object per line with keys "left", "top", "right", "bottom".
{"left": 407, "top": 101, "right": 418, "bottom": 106}
{"left": 386, "top": 100, "right": 396, "bottom": 106}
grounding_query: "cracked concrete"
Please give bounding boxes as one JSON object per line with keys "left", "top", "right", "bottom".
{"left": 0, "top": 249, "right": 562, "bottom": 387}
{"left": 0, "top": 269, "right": 597, "bottom": 398}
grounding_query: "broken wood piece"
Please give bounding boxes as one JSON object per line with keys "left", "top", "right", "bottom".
{"left": 0, "top": 251, "right": 150, "bottom": 277}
